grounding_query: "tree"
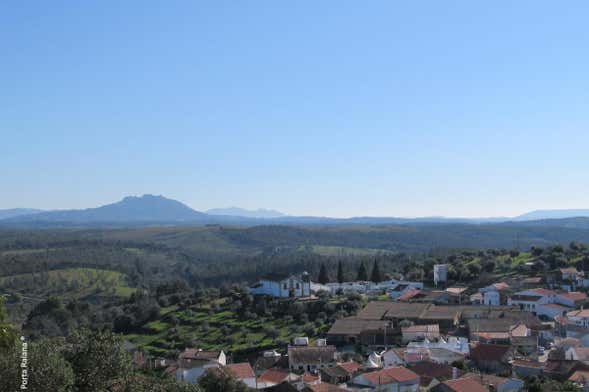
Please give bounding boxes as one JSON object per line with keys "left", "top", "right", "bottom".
{"left": 318, "top": 264, "right": 329, "bottom": 284}
{"left": 199, "top": 368, "right": 252, "bottom": 392}
{"left": 0, "top": 338, "right": 74, "bottom": 392}
{"left": 337, "top": 261, "right": 344, "bottom": 283}
{"left": 0, "top": 297, "right": 17, "bottom": 350}
{"left": 67, "top": 328, "right": 132, "bottom": 392}
{"left": 357, "top": 262, "right": 368, "bottom": 281}
{"left": 370, "top": 260, "right": 383, "bottom": 283}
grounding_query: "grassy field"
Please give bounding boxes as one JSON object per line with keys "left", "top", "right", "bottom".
{"left": 0, "top": 267, "right": 135, "bottom": 298}
{"left": 308, "top": 245, "right": 394, "bottom": 256}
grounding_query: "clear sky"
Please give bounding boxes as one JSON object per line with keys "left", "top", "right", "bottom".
{"left": 2, "top": 1, "right": 588, "bottom": 218}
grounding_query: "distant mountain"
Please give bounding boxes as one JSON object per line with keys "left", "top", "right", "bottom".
{"left": 3, "top": 195, "right": 206, "bottom": 223}
{"left": 0, "top": 208, "right": 43, "bottom": 220}
{"left": 206, "top": 207, "right": 286, "bottom": 219}
{"left": 515, "top": 209, "right": 589, "bottom": 221}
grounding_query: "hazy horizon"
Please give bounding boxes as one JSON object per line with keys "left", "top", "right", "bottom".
{"left": 3, "top": 193, "right": 589, "bottom": 220}
{"left": 2, "top": 2, "right": 588, "bottom": 217}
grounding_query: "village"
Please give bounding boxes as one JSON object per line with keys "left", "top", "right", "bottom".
{"left": 133, "top": 263, "right": 589, "bottom": 391}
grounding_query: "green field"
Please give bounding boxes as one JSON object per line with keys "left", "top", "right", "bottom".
{"left": 308, "top": 245, "right": 394, "bottom": 256}
{"left": 0, "top": 267, "right": 134, "bottom": 298}
{"left": 124, "top": 298, "right": 335, "bottom": 357}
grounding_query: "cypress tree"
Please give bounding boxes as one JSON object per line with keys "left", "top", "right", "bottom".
{"left": 357, "top": 261, "right": 368, "bottom": 281}
{"left": 318, "top": 264, "right": 329, "bottom": 284}
{"left": 370, "top": 260, "right": 383, "bottom": 283}
{"left": 337, "top": 260, "right": 344, "bottom": 283}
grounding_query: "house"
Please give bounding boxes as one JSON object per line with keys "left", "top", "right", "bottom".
{"left": 462, "top": 373, "right": 524, "bottom": 392}
{"left": 382, "top": 348, "right": 406, "bottom": 368}
{"left": 479, "top": 282, "right": 510, "bottom": 306}
{"left": 523, "top": 277, "right": 543, "bottom": 287}
{"left": 288, "top": 344, "right": 336, "bottom": 372}
{"left": 320, "top": 361, "right": 360, "bottom": 384}
{"left": 176, "top": 349, "right": 226, "bottom": 383}
{"left": 225, "top": 362, "right": 256, "bottom": 388}
{"left": 561, "top": 268, "right": 581, "bottom": 282}
{"left": 470, "top": 292, "right": 483, "bottom": 305}
{"left": 434, "top": 264, "right": 448, "bottom": 287}
{"left": 469, "top": 343, "right": 514, "bottom": 373}
{"left": 326, "top": 317, "right": 392, "bottom": 345}
{"left": 445, "top": 287, "right": 468, "bottom": 304}
{"left": 569, "top": 370, "right": 589, "bottom": 391}
{"left": 431, "top": 377, "right": 488, "bottom": 392}
{"left": 352, "top": 366, "right": 420, "bottom": 391}
{"left": 512, "top": 358, "right": 544, "bottom": 378}
{"left": 556, "top": 291, "right": 588, "bottom": 308}
{"left": 508, "top": 288, "right": 557, "bottom": 312}
{"left": 302, "top": 383, "right": 352, "bottom": 392}
{"left": 401, "top": 324, "right": 440, "bottom": 344}
{"left": 536, "top": 303, "right": 570, "bottom": 319}
{"left": 250, "top": 272, "right": 311, "bottom": 298}
{"left": 407, "top": 361, "right": 463, "bottom": 390}
{"left": 407, "top": 336, "right": 470, "bottom": 356}
{"left": 389, "top": 281, "right": 425, "bottom": 300}
{"left": 257, "top": 369, "right": 299, "bottom": 388}
{"left": 566, "top": 347, "right": 589, "bottom": 363}
{"left": 544, "top": 359, "right": 589, "bottom": 381}
{"left": 568, "top": 309, "right": 589, "bottom": 328}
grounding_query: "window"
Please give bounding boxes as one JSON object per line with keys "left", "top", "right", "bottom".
{"left": 296, "top": 283, "right": 300, "bottom": 289}
{"left": 283, "top": 283, "right": 287, "bottom": 289}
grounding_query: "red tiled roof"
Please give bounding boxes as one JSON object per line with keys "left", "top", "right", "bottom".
{"left": 469, "top": 343, "right": 511, "bottom": 362}
{"left": 305, "top": 383, "right": 351, "bottom": 392}
{"left": 512, "top": 359, "right": 544, "bottom": 369}
{"left": 398, "top": 288, "right": 421, "bottom": 301}
{"left": 225, "top": 363, "right": 254, "bottom": 379}
{"left": 259, "top": 369, "right": 291, "bottom": 384}
{"left": 302, "top": 372, "right": 319, "bottom": 382}
{"left": 559, "top": 292, "right": 588, "bottom": 301}
{"left": 523, "top": 277, "right": 543, "bottom": 284}
{"left": 569, "top": 370, "right": 589, "bottom": 383}
{"left": 361, "top": 367, "right": 419, "bottom": 385}
{"left": 492, "top": 282, "right": 510, "bottom": 291}
{"left": 528, "top": 288, "right": 556, "bottom": 296}
{"left": 568, "top": 309, "right": 589, "bottom": 318}
{"left": 442, "top": 377, "right": 489, "bottom": 392}
{"left": 337, "top": 362, "right": 361, "bottom": 374}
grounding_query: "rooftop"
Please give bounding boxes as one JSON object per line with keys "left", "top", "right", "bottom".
{"left": 225, "top": 363, "right": 254, "bottom": 379}
{"left": 469, "top": 343, "right": 511, "bottom": 361}
{"left": 441, "top": 377, "right": 489, "bottom": 392}
{"left": 360, "top": 366, "right": 419, "bottom": 385}
{"left": 287, "top": 345, "right": 336, "bottom": 364}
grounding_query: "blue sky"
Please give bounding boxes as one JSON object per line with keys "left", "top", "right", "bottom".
{"left": 2, "top": 1, "right": 588, "bottom": 217}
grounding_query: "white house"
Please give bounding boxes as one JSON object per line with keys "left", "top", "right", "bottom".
{"left": 401, "top": 324, "right": 440, "bottom": 344}
{"left": 508, "top": 288, "right": 556, "bottom": 312}
{"left": 536, "top": 303, "right": 570, "bottom": 319}
{"left": 567, "top": 309, "right": 589, "bottom": 329}
{"left": 353, "top": 366, "right": 420, "bottom": 392}
{"left": 382, "top": 348, "right": 406, "bottom": 368}
{"left": 407, "top": 336, "right": 470, "bottom": 356}
{"left": 434, "top": 264, "right": 448, "bottom": 287}
{"left": 555, "top": 292, "right": 588, "bottom": 308}
{"left": 176, "top": 349, "right": 226, "bottom": 384}
{"left": 479, "top": 282, "right": 510, "bottom": 306}
{"left": 250, "top": 272, "right": 311, "bottom": 298}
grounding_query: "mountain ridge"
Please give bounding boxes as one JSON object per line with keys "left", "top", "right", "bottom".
{"left": 206, "top": 207, "right": 286, "bottom": 218}
{"left": 2, "top": 195, "right": 589, "bottom": 227}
